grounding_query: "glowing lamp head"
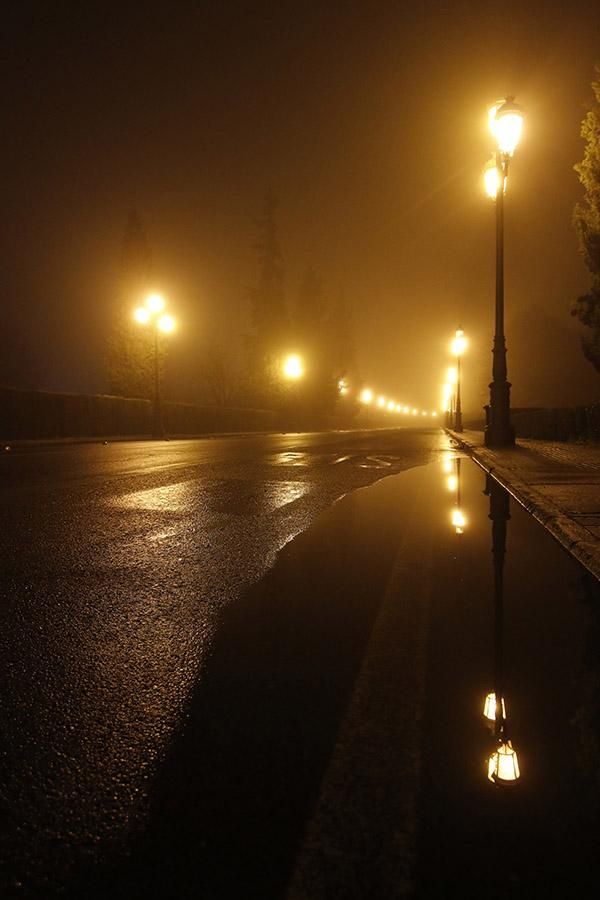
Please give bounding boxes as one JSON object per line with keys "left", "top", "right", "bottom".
{"left": 146, "top": 293, "right": 165, "bottom": 313}
{"left": 134, "top": 307, "right": 151, "bottom": 325}
{"left": 484, "top": 159, "right": 503, "bottom": 199}
{"left": 158, "top": 314, "right": 175, "bottom": 333}
{"left": 412, "top": 408, "right": 417, "bottom": 416}
{"left": 490, "top": 98, "right": 524, "bottom": 156}
{"left": 360, "top": 388, "right": 373, "bottom": 404}
{"left": 338, "top": 378, "right": 349, "bottom": 395}
{"left": 283, "top": 354, "right": 303, "bottom": 380}
{"left": 377, "top": 396, "right": 386, "bottom": 408}
{"left": 451, "top": 508, "right": 466, "bottom": 534}
{"left": 395, "top": 404, "right": 401, "bottom": 413}
{"left": 403, "top": 406, "right": 409, "bottom": 414}
{"left": 487, "top": 740, "right": 521, "bottom": 785}
{"left": 451, "top": 329, "right": 467, "bottom": 357}
{"left": 432, "top": 411, "right": 437, "bottom": 417}
{"left": 483, "top": 693, "right": 507, "bottom": 722}
{"left": 387, "top": 400, "right": 395, "bottom": 412}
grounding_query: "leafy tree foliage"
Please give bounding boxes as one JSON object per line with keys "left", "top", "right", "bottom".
{"left": 106, "top": 211, "right": 157, "bottom": 397}
{"left": 573, "top": 67, "right": 600, "bottom": 372}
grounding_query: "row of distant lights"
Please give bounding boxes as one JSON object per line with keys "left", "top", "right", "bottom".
{"left": 343, "top": 383, "right": 438, "bottom": 419}
{"left": 283, "top": 356, "right": 437, "bottom": 418}
{"left": 441, "top": 329, "right": 467, "bottom": 412}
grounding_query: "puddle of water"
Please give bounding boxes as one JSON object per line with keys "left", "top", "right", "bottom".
{"left": 418, "top": 452, "right": 600, "bottom": 897}
{"left": 74, "top": 454, "right": 599, "bottom": 899}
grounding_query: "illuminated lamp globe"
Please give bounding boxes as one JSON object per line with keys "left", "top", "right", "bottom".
{"left": 146, "top": 293, "right": 166, "bottom": 313}
{"left": 487, "top": 740, "right": 521, "bottom": 785}
{"left": 377, "top": 396, "right": 386, "bottom": 409}
{"left": 451, "top": 508, "right": 466, "bottom": 534}
{"left": 360, "top": 388, "right": 373, "bottom": 404}
{"left": 158, "top": 314, "right": 175, "bottom": 334}
{"left": 283, "top": 354, "right": 303, "bottom": 380}
{"left": 492, "top": 98, "right": 524, "bottom": 156}
{"left": 484, "top": 159, "right": 502, "bottom": 200}
{"left": 484, "top": 692, "right": 507, "bottom": 722}
{"left": 134, "top": 307, "right": 150, "bottom": 325}
{"left": 387, "top": 400, "right": 395, "bottom": 412}
{"left": 451, "top": 329, "right": 467, "bottom": 357}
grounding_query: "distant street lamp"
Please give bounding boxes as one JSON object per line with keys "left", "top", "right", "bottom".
{"left": 484, "top": 97, "right": 524, "bottom": 447}
{"left": 360, "top": 387, "right": 373, "bottom": 405}
{"left": 283, "top": 353, "right": 304, "bottom": 380}
{"left": 451, "top": 327, "right": 467, "bottom": 432}
{"left": 134, "top": 293, "right": 176, "bottom": 438}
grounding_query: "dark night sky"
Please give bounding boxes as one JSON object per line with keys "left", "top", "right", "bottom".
{"left": 1, "top": 1, "right": 599, "bottom": 413}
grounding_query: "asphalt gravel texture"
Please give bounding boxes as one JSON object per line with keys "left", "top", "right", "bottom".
{"left": 0, "top": 428, "right": 440, "bottom": 899}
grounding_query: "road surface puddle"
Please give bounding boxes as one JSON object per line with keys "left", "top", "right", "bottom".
{"left": 3, "top": 449, "right": 597, "bottom": 900}
{"left": 118, "top": 452, "right": 598, "bottom": 900}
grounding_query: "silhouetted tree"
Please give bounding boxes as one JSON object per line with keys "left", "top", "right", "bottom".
{"left": 246, "top": 192, "right": 290, "bottom": 406}
{"left": 328, "top": 285, "right": 357, "bottom": 387}
{"left": 199, "top": 341, "right": 237, "bottom": 407}
{"left": 573, "top": 66, "right": 600, "bottom": 373}
{"left": 106, "top": 211, "right": 156, "bottom": 397}
{"left": 292, "top": 267, "right": 337, "bottom": 415}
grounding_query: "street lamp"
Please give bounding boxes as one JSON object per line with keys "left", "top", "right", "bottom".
{"left": 133, "top": 293, "right": 176, "bottom": 439}
{"left": 484, "top": 97, "right": 524, "bottom": 447}
{"left": 451, "top": 327, "right": 466, "bottom": 432}
{"left": 283, "top": 354, "right": 304, "bottom": 380}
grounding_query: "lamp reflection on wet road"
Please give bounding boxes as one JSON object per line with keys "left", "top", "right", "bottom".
{"left": 484, "top": 474, "right": 521, "bottom": 785}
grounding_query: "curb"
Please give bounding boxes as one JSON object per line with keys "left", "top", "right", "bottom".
{"left": 446, "top": 430, "right": 600, "bottom": 581}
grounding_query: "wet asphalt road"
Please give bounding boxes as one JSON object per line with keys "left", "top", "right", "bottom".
{"left": 0, "top": 427, "right": 441, "bottom": 898}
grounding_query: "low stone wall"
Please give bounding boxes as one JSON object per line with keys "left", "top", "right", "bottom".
{"left": 0, "top": 386, "right": 278, "bottom": 440}
{"left": 465, "top": 404, "right": 600, "bottom": 442}
{"left": 510, "top": 405, "right": 600, "bottom": 442}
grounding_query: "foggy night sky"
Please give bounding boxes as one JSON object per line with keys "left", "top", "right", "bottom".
{"left": 1, "top": 1, "right": 599, "bottom": 414}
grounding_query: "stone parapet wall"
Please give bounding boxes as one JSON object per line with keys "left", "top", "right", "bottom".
{"left": 0, "top": 386, "right": 278, "bottom": 440}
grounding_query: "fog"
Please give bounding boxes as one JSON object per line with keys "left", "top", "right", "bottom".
{"left": 1, "top": 2, "right": 598, "bottom": 414}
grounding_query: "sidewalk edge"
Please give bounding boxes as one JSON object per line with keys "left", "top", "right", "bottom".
{"left": 446, "top": 430, "right": 600, "bottom": 581}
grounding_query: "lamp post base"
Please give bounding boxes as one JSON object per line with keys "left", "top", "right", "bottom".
{"left": 484, "top": 380, "right": 515, "bottom": 447}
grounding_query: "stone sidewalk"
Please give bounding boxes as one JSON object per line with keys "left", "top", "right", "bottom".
{"left": 447, "top": 429, "right": 600, "bottom": 580}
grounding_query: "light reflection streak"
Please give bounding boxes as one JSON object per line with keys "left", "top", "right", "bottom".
{"left": 114, "top": 481, "right": 193, "bottom": 512}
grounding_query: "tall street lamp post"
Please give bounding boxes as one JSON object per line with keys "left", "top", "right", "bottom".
{"left": 134, "top": 293, "right": 176, "bottom": 439}
{"left": 484, "top": 97, "right": 524, "bottom": 448}
{"left": 451, "top": 327, "right": 467, "bottom": 432}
